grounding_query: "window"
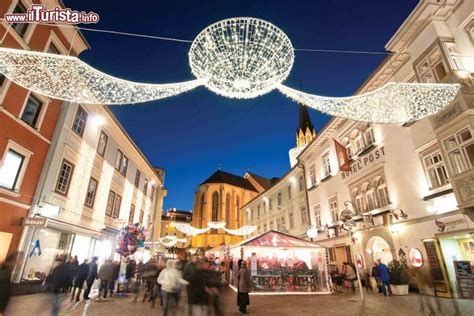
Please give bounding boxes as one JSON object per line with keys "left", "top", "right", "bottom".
{"left": 114, "top": 150, "right": 128, "bottom": 176}
{"left": 263, "top": 223, "right": 267, "bottom": 232}
{"left": 105, "top": 191, "right": 115, "bottom": 217}
{"left": 47, "top": 42, "right": 60, "bottom": 54}
{"left": 143, "top": 178, "right": 148, "bottom": 195}
{"left": 236, "top": 197, "right": 240, "bottom": 224}
{"left": 289, "top": 212, "right": 295, "bottom": 229}
{"left": 443, "top": 128, "right": 474, "bottom": 175}
{"left": 280, "top": 216, "right": 286, "bottom": 231}
{"left": 354, "top": 133, "right": 364, "bottom": 154}
{"left": 134, "top": 170, "right": 141, "bottom": 188}
{"left": 329, "top": 198, "right": 338, "bottom": 222}
{"left": 365, "top": 127, "right": 375, "bottom": 146}
{"left": 343, "top": 138, "right": 353, "bottom": 159}
{"left": 322, "top": 153, "right": 331, "bottom": 176}
{"left": 301, "top": 206, "right": 308, "bottom": 224}
{"left": 139, "top": 209, "right": 144, "bottom": 224}
{"left": 72, "top": 106, "right": 88, "bottom": 136}
{"left": 112, "top": 194, "right": 122, "bottom": 219}
{"left": 0, "top": 149, "right": 25, "bottom": 190}
{"left": 84, "top": 177, "right": 98, "bottom": 208}
{"left": 269, "top": 198, "right": 272, "bottom": 211}
{"left": 276, "top": 217, "right": 282, "bottom": 231}
{"left": 355, "top": 194, "right": 365, "bottom": 214}
{"left": 277, "top": 192, "right": 282, "bottom": 206}
{"left": 55, "top": 159, "right": 74, "bottom": 195}
{"left": 416, "top": 47, "right": 448, "bottom": 83}
{"left": 150, "top": 185, "right": 155, "bottom": 201}
{"left": 309, "top": 164, "right": 317, "bottom": 186}
{"left": 129, "top": 204, "right": 135, "bottom": 225}
{"left": 257, "top": 204, "right": 260, "bottom": 218}
{"left": 147, "top": 215, "right": 152, "bottom": 227}
{"left": 21, "top": 94, "right": 43, "bottom": 128}
{"left": 11, "top": 2, "right": 29, "bottom": 38}
{"left": 422, "top": 150, "right": 449, "bottom": 189}
{"left": 298, "top": 176, "right": 304, "bottom": 192}
{"left": 225, "top": 193, "right": 231, "bottom": 226}
{"left": 313, "top": 205, "right": 321, "bottom": 228}
{"left": 97, "top": 131, "right": 108, "bottom": 157}
{"left": 287, "top": 185, "right": 292, "bottom": 199}
{"left": 212, "top": 192, "right": 219, "bottom": 222}
{"left": 377, "top": 178, "right": 390, "bottom": 207}
{"left": 366, "top": 189, "right": 377, "bottom": 211}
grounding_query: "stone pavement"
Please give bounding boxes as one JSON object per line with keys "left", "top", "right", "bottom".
{"left": 5, "top": 287, "right": 474, "bottom": 316}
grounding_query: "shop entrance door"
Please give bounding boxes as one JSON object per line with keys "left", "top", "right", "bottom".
{"left": 367, "top": 236, "right": 393, "bottom": 264}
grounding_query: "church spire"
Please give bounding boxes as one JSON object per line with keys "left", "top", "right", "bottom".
{"left": 296, "top": 104, "right": 316, "bottom": 148}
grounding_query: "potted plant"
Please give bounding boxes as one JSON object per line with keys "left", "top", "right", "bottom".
{"left": 388, "top": 260, "right": 409, "bottom": 295}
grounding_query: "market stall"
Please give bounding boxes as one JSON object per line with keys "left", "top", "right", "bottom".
{"left": 229, "top": 230, "right": 331, "bottom": 294}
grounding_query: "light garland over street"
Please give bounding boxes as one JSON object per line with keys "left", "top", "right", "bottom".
{"left": 0, "top": 17, "right": 461, "bottom": 123}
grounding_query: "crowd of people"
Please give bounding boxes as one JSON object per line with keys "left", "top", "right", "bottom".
{"left": 40, "top": 254, "right": 252, "bottom": 315}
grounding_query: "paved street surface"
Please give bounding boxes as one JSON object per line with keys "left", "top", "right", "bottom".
{"left": 5, "top": 288, "right": 473, "bottom": 316}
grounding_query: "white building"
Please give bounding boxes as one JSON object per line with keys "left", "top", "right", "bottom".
{"left": 15, "top": 103, "right": 165, "bottom": 282}
{"left": 299, "top": 0, "right": 474, "bottom": 299}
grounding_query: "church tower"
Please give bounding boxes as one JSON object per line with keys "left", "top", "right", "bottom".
{"left": 289, "top": 104, "right": 316, "bottom": 167}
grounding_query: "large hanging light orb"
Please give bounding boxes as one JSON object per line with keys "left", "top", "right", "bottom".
{"left": 189, "top": 17, "right": 295, "bottom": 99}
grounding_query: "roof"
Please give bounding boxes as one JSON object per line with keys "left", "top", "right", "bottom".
{"left": 297, "top": 104, "right": 315, "bottom": 134}
{"left": 231, "top": 230, "right": 324, "bottom": 248}
{"left": 200, "top": 170, "right": 258, "bottom": 192}
{"left": 246, "top": 172, "right": 279, "bottom": 190}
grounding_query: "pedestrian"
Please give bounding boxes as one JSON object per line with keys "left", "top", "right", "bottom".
{"left": 0, "top": 251, "right": 19, "bottom": 316}
{"left": 125, "top": 259, "right": 136, "bottom": 293}
{"left": 108, "top": 260, "right": 120, "bottom": 296}
{"left": 83, "top": 256, "right": 98, "bottom": 300}
{"left": 236, "top": 260, "right": 251, "bottom": 314}
{"left": 204, "top": 259, "right": 223, "bottom": 316}
{"left": 158, "top": 259, "right": 188, "bottom": 316}
{"left": 98, "top": 258, "right": 115, "bottom": 301}
{"left": 51, "top": 257, "right": 70, "bottom": 316}
{"left": 375, "top": 259, "right": 392, "bottom": 297}
{"left": 66, "top": 256, "right": 79, "bottom": 293}
{"left": 142, "top": 258, "right": 159, "bottom": 303}
{"left": 371, "top": 262, "right": 380, "bottom": 293}
{"left": 183, "top": 256, "right": 206, "bottom": 316}
{"left": 342, "top": 262, "right": 357, "bottom": 293}
{"left": 71, "top": 259, "right": 89, "bottom": 302}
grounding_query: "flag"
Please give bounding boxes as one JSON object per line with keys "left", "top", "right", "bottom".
{"left": 29, "top": 239, "right": 42, "bottom": 257}
{"left": 334, "top": 139, "right": 351, "bottom": 172}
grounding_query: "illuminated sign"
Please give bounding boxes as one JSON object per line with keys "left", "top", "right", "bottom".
{"left": 408, "top": 248, "right": 423, "bottom": 268}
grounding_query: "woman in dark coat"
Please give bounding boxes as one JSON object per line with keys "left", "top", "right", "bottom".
{"left": 236, "top": 260, "right": 252, "bottom": 314}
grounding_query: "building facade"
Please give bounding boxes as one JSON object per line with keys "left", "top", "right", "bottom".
{"left": 299, "top": 0, "right": 474, "bottom": 299}
{"left": 0, "top": 0, "right": 89, "bottom": 264}
{"left": 14, "top": 104, "right": 165, "bottom": 282}
{"left": 190, "top": 170, "right": 269, "bottom": 248}
{"left": 160, "top": 208, "right": 192, "bottom": 250}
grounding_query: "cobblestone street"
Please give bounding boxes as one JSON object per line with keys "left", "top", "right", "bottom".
{"left": 5, "top": 288, "right": 474, "bottom": 316}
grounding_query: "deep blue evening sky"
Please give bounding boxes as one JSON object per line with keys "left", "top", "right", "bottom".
{"left": 64, "top": 0, "right": 418, "bottom": 211}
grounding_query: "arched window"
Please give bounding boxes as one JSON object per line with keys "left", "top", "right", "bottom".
{"left": 365, "top": 184, "right": 377, "bottom": 211}
{"left": 365, "top": 127, "right": 375, "bottom": 146}
{"left": 377, "top": 178, "right": 390, "bottom": 207}
{"left": 200, "top": 193, "right": 205, "bottom": 215}
{"left": 211, "top": 191, "right": 219, "bottom": 221}
{"left": 277, "top": 192, "right": 282, "bottom": 205}
{"left": 225, "top": 193, "right": 231, "bottom": 226}
{"left": 236, "top": 196, "right": 240, "bottom": 225}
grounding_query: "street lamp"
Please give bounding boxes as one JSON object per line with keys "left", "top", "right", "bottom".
{"left": 340, "top": 201, "right": 365, "bottom": 300}
{"left": 306, "top": 225, "right": 318, "bottom": 241}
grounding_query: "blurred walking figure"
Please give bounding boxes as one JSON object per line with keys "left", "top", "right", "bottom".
{"left": 66, "top": 256, "right": 79, "bottom": 293}
{"left": 125, "top": 259, "right": 136, "bottom": 293}
{"left": 158, "top": 259, "right": 188, "bottom": 316}
{"left": 183, "top": 256, "right": 206, "bottom": 316}
{"left": 237, "top": 260, "right": 252, "bottom": 314}
{"left": 0, "top": 251, "right": 19, "bottom": 316}
{"left": 83, "top": 257, "right": 98, "bottom": 300}
{"left": 142, "top": 258, "right": 159, "bottom": 304}
{"left": 98, "top": 258, "right": 115, "bottom": 301}
{"left": 51, "top": 257, "right": 69, "bottom": 316}
{"left": 204, "top": 260, "right": 223, "bottom": 316}
{"left": 342, "top": 262, "right": 357, "bottom": 293}
{"left": 375, "top": 259, "right": 392, "bottom": 297}
{"left": 71, "top": 259, "right": 89, "bottom": 302}
{"left": 109, "top": 260, "right": 120, "bottom": 296}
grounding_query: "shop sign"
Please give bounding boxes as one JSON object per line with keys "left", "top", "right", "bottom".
{"left": 341, "top": 146, "right": 385, "bottom": 180}
{"left": 434, "top": 214, "right": 466, "bottom": 232}
{"left": 408, "top": 248, "right": 423, "bottom": 268}
{"left": 355, "top": 254, "right": 363, "bottom": 269}
{"left": 22, "top": 217, "right": 47, "bottom": 227}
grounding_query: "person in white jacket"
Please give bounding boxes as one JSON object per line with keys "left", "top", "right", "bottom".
{"left": 158, "top": 260, "right": 188, "bottom": 316}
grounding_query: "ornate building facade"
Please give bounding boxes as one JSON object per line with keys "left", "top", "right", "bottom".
{"left": 190, "top": 170, "right": 271, "bottom": 248}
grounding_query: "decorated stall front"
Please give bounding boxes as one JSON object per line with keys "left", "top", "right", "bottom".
{"left": 229, "top": 230, "right": 331, "bottom": 294}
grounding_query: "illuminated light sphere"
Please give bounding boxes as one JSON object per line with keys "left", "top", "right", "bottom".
{"left": 189, "top": 17, "right": 294, "bottom": 99}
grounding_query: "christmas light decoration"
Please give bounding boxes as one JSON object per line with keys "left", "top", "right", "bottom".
{"left": 174, "top": 223, "right": 210, "bottom": 236}
{"left": 189, "top": 17, "right": 294, "bottom": 99}
{"left": 0, "top": 47, "right": 203, "bottom": 105}
{"left": 223, "top": 226, "right": 257, "bottom": 235}
{"left": 207, "top": 221, "right": 227, "bottom": 229}
{"left": 278, "top": 82, "right": 461, "bottom": 124}
{"left": 0, "top": 17, "right": 461, "bottom": 124}
{"left": 158, "top": 236, "right": 188, "bottom": 247}
{"left": 174, "top": 222, "right": 257, "bottom": 236}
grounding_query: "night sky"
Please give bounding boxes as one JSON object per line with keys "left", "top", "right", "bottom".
{"left": 63, "top": 0, "right": 418, "bottom": 211}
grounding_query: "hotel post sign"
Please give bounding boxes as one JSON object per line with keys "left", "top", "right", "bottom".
{"left": 341, "top": 146, "right": 386, "bottom": 180}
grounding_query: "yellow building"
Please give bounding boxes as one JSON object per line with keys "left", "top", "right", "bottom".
{"left": 191, "top": 169, "right": 273, "bottom": 248}
{"left": 160, "top": 208, "right": 192, "bottom": 249}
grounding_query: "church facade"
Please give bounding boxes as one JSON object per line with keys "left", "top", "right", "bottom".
{"left": 190, "top": 170, "right": 273, "bottom": 248}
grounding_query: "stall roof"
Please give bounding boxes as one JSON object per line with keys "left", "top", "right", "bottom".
{"left": 231, "top": 230, "right": 324, "bottom": 248}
